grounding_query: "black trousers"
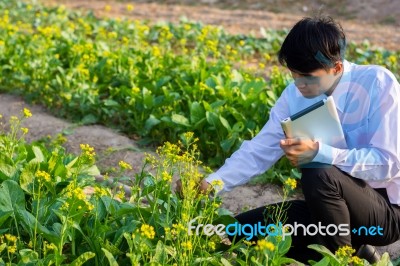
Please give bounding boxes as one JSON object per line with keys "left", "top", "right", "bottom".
{"left": 233, "top": 165, "right": 400, "bottom": 263}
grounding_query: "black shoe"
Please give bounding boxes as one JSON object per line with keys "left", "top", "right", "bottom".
{"left": 355, "top": 245, "right": 381, "bottom": 264}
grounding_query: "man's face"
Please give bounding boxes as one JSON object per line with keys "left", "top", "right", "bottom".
{"left": 291, "top": 68, "right": 338, "bottom": 98}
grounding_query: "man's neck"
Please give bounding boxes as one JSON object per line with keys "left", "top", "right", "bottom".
{"left": 325, "top": 71, "right": 344, "bottom": 96}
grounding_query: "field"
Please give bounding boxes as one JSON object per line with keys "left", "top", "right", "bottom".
{"left": 0, "top": 0, "right": 400, "bottom": 265}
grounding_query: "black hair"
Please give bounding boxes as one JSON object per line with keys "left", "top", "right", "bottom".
{"left": 278, "top": 16, "right": 346, "bottom": 73}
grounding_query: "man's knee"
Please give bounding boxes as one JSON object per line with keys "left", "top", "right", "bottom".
{"left": 301, "top": 164, "right": 337, "bottom": 185}
{"left": 300, "top": 165, "right": 340, "bottom": 199}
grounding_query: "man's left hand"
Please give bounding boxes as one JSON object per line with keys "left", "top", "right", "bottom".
{"left": 280, "top": 138, "right": 319, "bottom": 166}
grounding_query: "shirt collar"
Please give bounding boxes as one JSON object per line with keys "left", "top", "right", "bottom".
{"left": 331, "top": 60, "right": 352, "bottom": 112}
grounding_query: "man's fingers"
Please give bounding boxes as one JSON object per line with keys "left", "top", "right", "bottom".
{"left": 280, "top": 138, "right": 301, "bottom": 146}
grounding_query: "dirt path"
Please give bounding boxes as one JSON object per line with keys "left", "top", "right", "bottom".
{"left": 41, "top": 0, "right": 400, "bottom": 50}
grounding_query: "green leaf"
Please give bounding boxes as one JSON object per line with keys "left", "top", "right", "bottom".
{"left": 20, "top": 164, "right": 37, "bottom": 195}
{"left": 0, "top": 155, "right": 16, "bottom": 181}
{"left": 0, "top": 243, "right": 6, "bottom": 253}
{"left": 144, "top": 115, "right": 161, "bottom": 132}
{"left": 206, "top": 111, "right": 219, "bottom": 127}
{"left": 171, "top": 114, "right": 190, "bottom": 127}
{"left": 81, "top": 164, "right": 100, "bottom": 176}
{"left": 307, "top": 244, "right": 341, "bottom": 265}
{"left": 66, "top": 157, "right": 78, "bottom": 168}
{"left": 69, "top": 252, "right": 95, "bottom": 266}
{"left": 220, "top": 257, "right": 234, "bottom": 266}
{"left": 232, "top": 122, "right": 245, "bottom": 133}
{"left": 219, "top": 115, "right": 231, "bottom": 131}
{"left": 203, "top": 101, "right": 212, "bottom": 112}
{"left": 210, "top": 100, "right": 226, "bottom": 109}
{"left": 220, "top": 137, "right": 236, "bottom": 153}
{"left": 376, "top": 252, "right": 392, "bottom": 266}
{"left": 156, "top": 76, "right": 171, "bottom": 89}
{"left": 277, "top": 257, "right": 304, "bottom": 266}
{"left": 102, "top": 248, "right": 119, "bottom": 266}
{"left": 230, "top": 69, "right": 243, "bottom": 83}
{"left": 103, "top": 99, "right": 119, "bottom": 107}
{"left": 278, "top": 235, "right": 292, "bottom": 255}
{"left": 190, "top": 101, "right": 205, "bottom": 124}
{"left": 0, "top": 180, "right": 25, "bottom": 212}
{"left": 81, "top": 114, "right": 98, "bottom": 125}
{"left": 153, "top": 241, "right": 167, "bottom": 263}
{"left": 310, "top": 256, "right": 330, "bottom": 266}
{"left": 0, "top": 211, "right": 12, "bottom": 227}
{"left": 19, "top": 249, "right": 39, "bottom": 263}
{"left": 16, "top": 209, "right": 59, "bottom": 243}
{"left": 142, "top": 87, "right": 154, "bottom": 109}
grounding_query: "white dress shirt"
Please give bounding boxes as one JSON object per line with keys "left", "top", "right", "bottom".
{"left": 206, "top": 60, "right": 400, "bottom": 205}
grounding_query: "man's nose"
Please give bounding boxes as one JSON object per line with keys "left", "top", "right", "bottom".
{"left": 295, "top": 78, "right": 307, "bottom": 88}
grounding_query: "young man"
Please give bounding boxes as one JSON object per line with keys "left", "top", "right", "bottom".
{"left": 195, "top": 16, "right": 400, "bottom": 262}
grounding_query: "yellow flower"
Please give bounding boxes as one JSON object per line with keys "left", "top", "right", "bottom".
{"left": 335, "top": 245, "right": 355, "bottom": 258}
{"left": 181, "top": 240, "right": 192, "bottom": 250}
{"left": 107, "top": 31, "right": 118, "bottom": 39}
{"left": 140, "top": 224, "right": 155, "bottom": 239}
{"left": 36, "top": 170, "right": 51, "bottom": 182}
{"left": 126, "top": 4, "right": 134, "bottom": 12}
{"left": 152, "top": 46, "right": 162, "bottom": 58}
{"left": 80, "top": 144, "right": 96, "bottom": 160}
{"left": 7, "top": 245, "right": 17, "bottom": 254}
{"left": 119, "top": 160, "right": 132, "bottom": 170}
{"left": 255, "top": 239, "right": 275, "bottom": 251}
{"left": 284, "top": 178, "right": 297, "bottom": 190}
{"left": 162, "top": 171, "right": 172, "bottom": 182}
{"left": 172, "top": 223, "right": 186, "bottom": 233}
{"left": 5, "top": 234, "right": 17, "bottom": 242}
{"left": 210, "top": 179, "right": 224, "bottom": 192}
{"left": 116, "top": 190, "right": 125, "bottom": 200}
{"left": 208, "top": 241, "right": 216, "bottom": 251}
{"left": 243, "top": 240, "right": 255, "bottom": 246}
{"left": 388, "top": 55, "right": 397, "bottom": 65}
{"left": 131, "top": 87, "right": 140, "bottom": 94}
{"left": 55, "top": 134, "right": 67, "bottom": 144}
{"left": 23, "top": 108, "right": 32, "bottom": 118}
{"left": 94, "top": 186, "right": 109, "bottom": 197}
{"left": 61, "top": 202, "right": 69, "bottom": 211}
{"left": 21, "top": 127, "right": 29, "bottom": 134}
{"left": 104, "top": 5, "right": 111, "bottom": 12}
{"left": 351, "top": 256, "right": 363, "bottom": 266}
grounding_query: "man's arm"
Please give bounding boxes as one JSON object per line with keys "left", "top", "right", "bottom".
{"left": 312, "top": 79, "right": 400, "bottom": 181}
{"left": 205, "top": 92, "right": 289, "bottom": 192}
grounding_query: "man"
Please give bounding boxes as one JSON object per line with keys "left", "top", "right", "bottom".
{"left": 181, "top": 16, "right": 400, "bottom": 263}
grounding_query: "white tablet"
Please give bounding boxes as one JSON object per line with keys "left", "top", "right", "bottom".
{"left": 280, "top": 96, "right": 347, "bottom": 148}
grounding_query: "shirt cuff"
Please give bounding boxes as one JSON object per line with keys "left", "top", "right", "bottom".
{"left": 311, "top": 142, "right": 335, "bottom": 164}
{"left": 205, "top": 173, "right": 226, "bottom": 194}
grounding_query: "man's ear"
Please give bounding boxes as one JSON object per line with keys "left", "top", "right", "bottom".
{"left": 334, "top": 61, "right": 344, "bottom": 75}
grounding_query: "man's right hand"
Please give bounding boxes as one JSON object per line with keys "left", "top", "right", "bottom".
{"left": 175, "top": 179, "right": 212, "bottom": 197}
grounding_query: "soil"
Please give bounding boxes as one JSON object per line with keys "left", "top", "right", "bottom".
{"left": 3, "top": 0, "right": 400, "bottom": 259}
{"left": 40, "top": 0, "right": 400, "bottom": 50}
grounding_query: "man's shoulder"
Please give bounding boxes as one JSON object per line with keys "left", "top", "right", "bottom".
{"left": 348, "top": 62, "right": 398, "bottom": 88}
{"left": 350, "top": 62, "right": 396, "bottom": 80}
